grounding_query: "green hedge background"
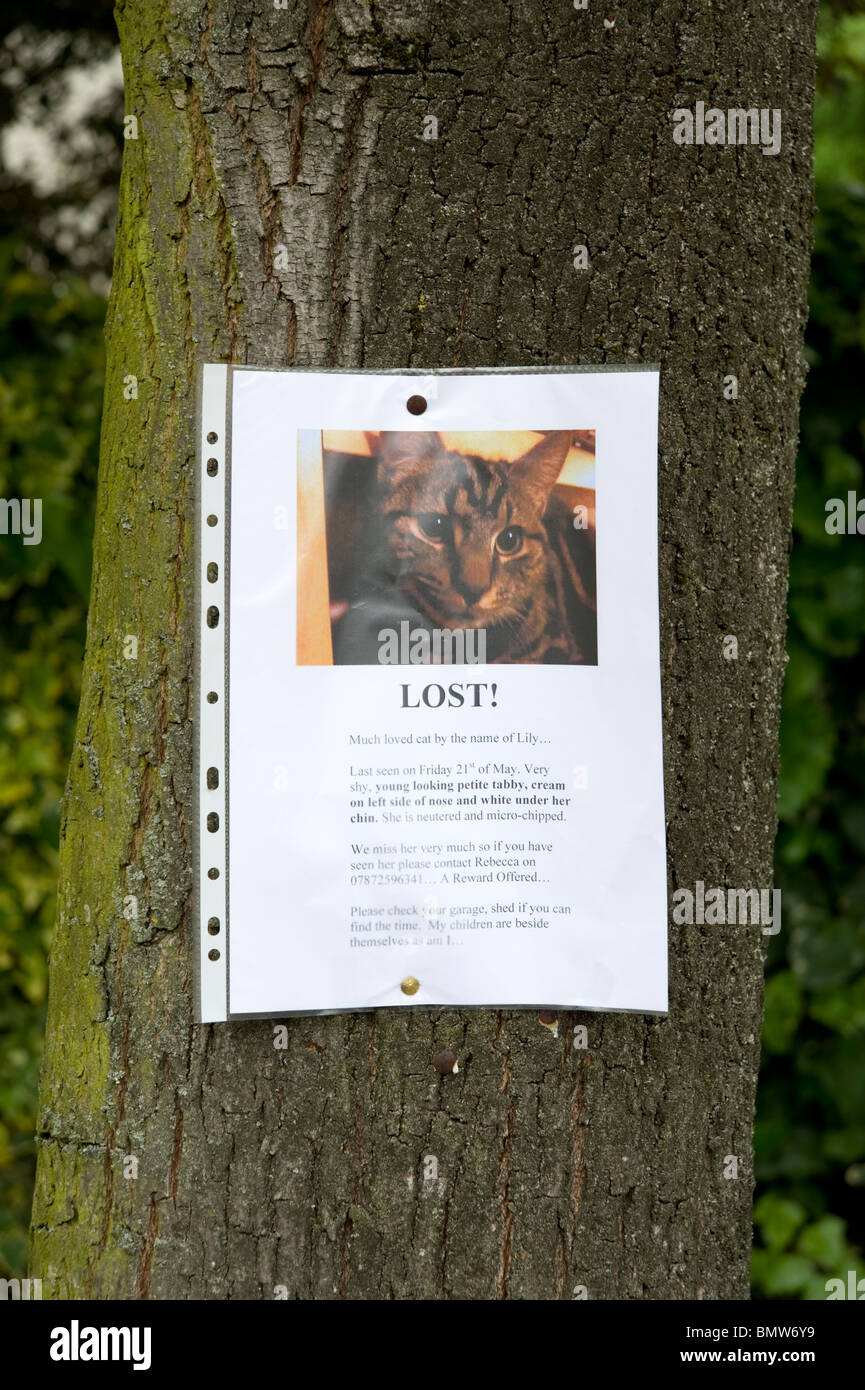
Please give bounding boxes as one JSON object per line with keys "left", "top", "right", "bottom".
{"left": 0, "top": 4, "right": 863, "bottom": 1294}
{"left": 751, "top": 7, "right": 865, "bottom": 1299}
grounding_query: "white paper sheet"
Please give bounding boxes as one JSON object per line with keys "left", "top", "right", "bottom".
{"left": 197, "top": 366, "right": 667, "bottom": 1020}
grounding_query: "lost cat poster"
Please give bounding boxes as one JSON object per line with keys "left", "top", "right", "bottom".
{"left": 197, "top": 365, "right": 667, "bottom": 1021}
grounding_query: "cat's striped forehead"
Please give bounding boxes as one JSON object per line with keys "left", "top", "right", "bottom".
{"left": 383, "top": 450, "right": 512, "bottom": 518}
{"left": 445, "top": 454, "right": 511, "bottom": 517}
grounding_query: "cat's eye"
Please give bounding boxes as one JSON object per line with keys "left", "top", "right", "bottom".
{"left": 417, "top": 513, "right": 451, "bottom": 542}
{"left": 496, "top": 525, "right": 524, "bottom": 555}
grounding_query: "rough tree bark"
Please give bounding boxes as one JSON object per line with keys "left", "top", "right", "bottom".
{"left": 30, "top": 0, "right": 816, "bottom": 1299}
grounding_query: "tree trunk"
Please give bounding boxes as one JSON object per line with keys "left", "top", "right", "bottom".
{"left": 30, "top": 0, "right": 816, "bottom": 1299}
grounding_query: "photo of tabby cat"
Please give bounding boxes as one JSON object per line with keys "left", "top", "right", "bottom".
{"left": 321, "top": 430, "right": 597, "bottom": 666}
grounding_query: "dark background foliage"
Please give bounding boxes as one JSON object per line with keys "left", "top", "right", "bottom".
{"left": 751, "top": 3, "right": 865, "bottom": 1298}
{"left": 0, "top": 1, "right": 862, "bottom": 1296}
{"left": 0, "top": 0, "right": 119, "bottom": 1275}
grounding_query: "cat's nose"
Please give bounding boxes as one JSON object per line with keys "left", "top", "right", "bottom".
{"left": 455, "top": 570, "right": 489, "bottom": 607}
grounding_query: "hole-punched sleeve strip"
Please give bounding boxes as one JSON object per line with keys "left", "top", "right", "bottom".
{"left": 197, "top": 365, "right": 229, "bottom": 1022}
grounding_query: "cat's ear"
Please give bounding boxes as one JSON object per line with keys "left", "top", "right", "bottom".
{"left": 510, "top": 431, "right": 572, "bottom": 509}
{"left": 377, "top": 431, "right": 445, "bottom": 469}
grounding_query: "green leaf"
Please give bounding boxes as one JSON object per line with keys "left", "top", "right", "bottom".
{"left": 761, "top": 1254, "right": 816, "bottom": 1296}
{"left": 797, "top": 1215, "right": 849, "bottom": 1269}
{"left": 809, "top": 975, "right": 865, "bottom": 1035}
{"left": 763, "top": 971, "right": 805, "bottom": 1054}
{"left": 753, "top": 1192, "right": 807, "bottom": 1251}
{"left": 777, "top": 693, "right": 836, "bottom": 820}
